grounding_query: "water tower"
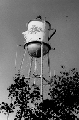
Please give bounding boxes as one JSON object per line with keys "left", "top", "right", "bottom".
{"left": 15, "top": 16, "right": 56, "bottom": 102}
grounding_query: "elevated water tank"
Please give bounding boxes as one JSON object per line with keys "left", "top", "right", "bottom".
{"left": 22, "top": 17, "right": 53, "bottom": 58}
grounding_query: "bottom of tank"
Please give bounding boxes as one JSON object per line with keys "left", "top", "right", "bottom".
{"left": 24, "top": 41, "right": 51, "bottom": 58}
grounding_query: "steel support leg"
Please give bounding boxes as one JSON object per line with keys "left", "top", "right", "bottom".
{"left": 18, "top": 49, "right": 27, "bottom": 74}
{"left": 40, "top": 43, "right": 43, "bottom": 103}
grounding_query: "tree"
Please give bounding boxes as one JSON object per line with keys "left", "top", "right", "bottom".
{"left": 0, "top": 101, "right": 14, "bottom": 120}
{"left": 0, "top": 67, "right": 79, "bottom": 120}
{"left": 49, "top": 67, "right": 79, "bottom": 119}
{"left": 7, "top": 73, "right": 42, "bottom": 120}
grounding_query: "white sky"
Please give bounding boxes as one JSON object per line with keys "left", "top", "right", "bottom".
{"left": 0, "top": 0, "right": 79, "bottom": 119}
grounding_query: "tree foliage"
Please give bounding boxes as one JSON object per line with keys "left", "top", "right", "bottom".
{"left": 0, "top": 68, "right": 79, "bottom": 119}
{"left": 7, "top": 73, "right": 42, "bottom": 119}
{"left": 49, "top": 68, "right": 79, "bottom": 119}
{"left": 0, "top": 101, "right": 14, "bottom": 120}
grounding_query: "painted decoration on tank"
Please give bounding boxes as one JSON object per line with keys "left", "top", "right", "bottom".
{"left": 22, "top": 20, "right": 50, "bottom": 44}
